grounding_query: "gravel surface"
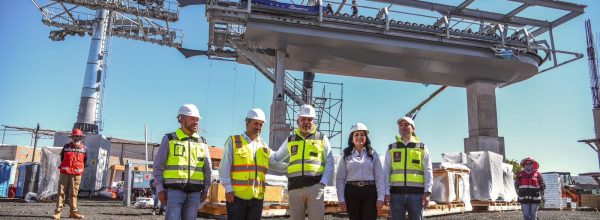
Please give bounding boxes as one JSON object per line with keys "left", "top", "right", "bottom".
{"left": 0, "top": 199, "right": 599, "bottom": 219}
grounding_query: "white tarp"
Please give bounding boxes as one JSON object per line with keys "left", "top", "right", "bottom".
{"left": 430, "top": 163, "right": 472, "bottom": 211}
{"left": 442, "top": 152, "right": 468, "bottom": 164}
{"left": 500, "top": 163, "right": 518, "bottom": 202}
{"left": 36, "top": 148, "right": 62, "bottom": 201}
{"left": 466, "top": 151, "right": 504, "bottom": 201}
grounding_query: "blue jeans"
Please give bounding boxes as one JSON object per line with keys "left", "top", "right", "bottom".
{"left": 153, "top": 192, "right": 165, "bottom": 212}
{"left": 166, "top": 189, "right": 201, "bottom": 220}
{"left": 521, "top": 203, "right": 539, "bottom": 220}
{"left": 390, "top": 194, "right": 423, "bottom": 220}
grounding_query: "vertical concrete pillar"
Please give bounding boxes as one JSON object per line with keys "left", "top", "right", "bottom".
{"left": 464, "top": 80, "right": 505, "bottom": 157}
{"left": 302, "top": 72, "right": 315, "bottom": 104}
{"left": 593, "top": 108, "right": 600, "bottom": 139}
{"left": 593, "top": 108, "right": 600, "bottom": 170}
{"left": 269, "top": 50, "right": 290, "bottom": 152}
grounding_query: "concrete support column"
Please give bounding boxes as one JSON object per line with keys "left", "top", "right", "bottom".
{"left": 593, "top": 108, "right": 600, "bottom": 169}
{"left": 302, "top": 72, "right": 315, "bottom": 104}
{"left": 593, "top": 108, "right": 600, "bottom": 139}
{"left": 464, "top": 80, "right": 505, "bottom": 157}
{"left": 269, "top": 50, "right": 290, "bottom": 152}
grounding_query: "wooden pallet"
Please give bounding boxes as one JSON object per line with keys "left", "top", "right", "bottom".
{"left": 376, "top": 202, "right": 468, "bottom": 217}
{"left": 471, "top": 200, "right": 521, "bottom": 212}
{"left": 199, "top": 202, "right": 344, "bottom": 218}
{"left": 0, "top": 198, "right": 24, "bottom": 203}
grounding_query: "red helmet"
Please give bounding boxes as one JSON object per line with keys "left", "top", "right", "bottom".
{"left": 520, "top": 157, "right": 539, "bottom": 170}
{"left": 70, "top": 128, "right": 84, "bottom": 137}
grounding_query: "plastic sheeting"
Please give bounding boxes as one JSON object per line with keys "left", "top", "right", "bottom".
{"left": 430, "top": 163, "right": 472, "bottom": 211}
{"left": 541, "top": 173, "right": 562, "bottom": 209}
{"left": 442, "top": 152, "right": 468, "bottom": 164}
{"left": 36, "top": 148, "right": 62, "bottom": 201}
{"left": 466, "top": 151, "right": 504, "bottom": 201}
{"left": 324, "top": 186, "right": 338, "bottom": 202}
{"left": 0, "top": 160, "right": 18, "bottom": 197}
{"left": 499, "top": 163, "right": 518, "bottom": 202}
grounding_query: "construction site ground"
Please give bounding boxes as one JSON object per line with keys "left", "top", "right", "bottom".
{"left": 0, "top": 198, "right": 599, "bottom": 219}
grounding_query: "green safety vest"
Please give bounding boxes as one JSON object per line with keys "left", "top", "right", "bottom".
{"left": 163, "top": 128, "right": 207, "bottom": 190}
{"left": 388, "top": 138, "right": 425, "bottom": 188}
{"left": 230, "top": 135, "right": 270, "bottom": 200}
{"left": 287, "top": 128, "right": 325, "bottom": 178}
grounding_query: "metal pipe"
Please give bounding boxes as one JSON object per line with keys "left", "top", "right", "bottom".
{"left": 145, "top": 124, "right": 148, "bottom": 170}
{"left": 74, "top": 9, "right": 109, "bottom": 133}
{"left": 549, "top": 25, "right": 558, "bottom": 66}
{"left": 318, "top": 0, "right": 323, "bottom": 22}
{"left": 32, "top": 123, "right": 40, "bottom": 162}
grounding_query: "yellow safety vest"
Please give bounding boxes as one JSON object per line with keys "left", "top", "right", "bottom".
{"left": 230, "top": 135, "right": 270, "bottom": 200}
{"left": 287, "top": 128, "right": 325, "bottom": 178}
{"left": 163, "top": 128, "right": 207, "bottom": 190}
{"left": 388, "top": 137, "right": 425, "bottom": 188}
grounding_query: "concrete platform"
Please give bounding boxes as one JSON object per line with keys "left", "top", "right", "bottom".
{"left": 240, "top": 19, "right": 541, "bottom": 87}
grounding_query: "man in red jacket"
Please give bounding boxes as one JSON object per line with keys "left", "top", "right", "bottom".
{"left": 53, "top": 129, "right": 87, "bottom": 219}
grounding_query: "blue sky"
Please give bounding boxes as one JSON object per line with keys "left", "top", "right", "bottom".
{"left": 1, "top": 0, "right": 599, "bottom": 175}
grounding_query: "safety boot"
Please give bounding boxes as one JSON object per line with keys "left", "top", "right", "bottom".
{"left": 69, "top": 210, "right": 85, "bottom": 219}
{"left": 52, "top": 210, "right": 61, "bottom": 219}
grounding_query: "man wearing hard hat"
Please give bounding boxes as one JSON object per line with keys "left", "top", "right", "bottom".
{"left": 273, "top": 104, "right": 334, "bottom": 220}
{"left": 383, "top": 117, "right": 433, "bottom": 220}
{"left": 153, "top": 104, "right": 212, "bottom": 220}
{"left": 53, "top": 128, "right": 87, "bottom": 219}
{"left": 219, "top": 108, "right": 276, "bottom": 220}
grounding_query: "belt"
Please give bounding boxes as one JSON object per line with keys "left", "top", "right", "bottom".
{"left": 346, "top": 180, "right": 375, "bottom": 187}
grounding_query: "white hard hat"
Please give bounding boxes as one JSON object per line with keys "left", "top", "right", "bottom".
{"left": 350, "top": 122, "right": 369, "bottom": 134}
{"left": 178, "top": 104, "right": 201, "bottom": 119}
{"left": 246, "top": 108, "right": 266, "bottom": 122}
{"left": 397, "top": 116, "right": 415, "bottom": 129}
{"left": 297, "top": 104, "right": 316, "bottom": 118}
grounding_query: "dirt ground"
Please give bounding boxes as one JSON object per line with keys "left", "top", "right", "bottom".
{"left": 0, "top": 198, "right": 598, "bottom": 219}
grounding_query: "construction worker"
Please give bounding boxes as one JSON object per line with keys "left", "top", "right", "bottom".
{"left": 153, "top": 104, "right": 212, "bottom": 220}
{"left": 515, "top": 157, "right": 545, "bottom": 220}
{"left": 336, "top": 123, "right": 385, "bottom": 220}
{"left": 351, "top": 0, "right": 358, "bottom": 17}
{"left": 384, "top": 117, "right": 433, "bottom": 220}
{"left": 53, "top": 128, "right": 87, "bottom": 219}
{"left": 219, "top": 108, "right": 275, "bottom": 220}
{"left": 273, "top": 104, "right": 334, "bottom": 220}
{"left": 326, "top": 3, "right": 334, "bottom": 15}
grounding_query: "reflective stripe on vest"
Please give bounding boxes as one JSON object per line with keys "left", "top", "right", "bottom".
{"left": 287, "top": 128, "right": 325, "bottom": 178}
{"left": 163, "top": 128, "right": 206, "bottom": 187}
{"left": 388, "top": 142, "right": 425, "bottom": 188}
{"left": 230, "top": 135, "right": 270, "bottom": 200}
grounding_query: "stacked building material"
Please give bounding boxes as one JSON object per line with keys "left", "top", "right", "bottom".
{"left": 541, "top": 173, "right": 563, "bottom": 209}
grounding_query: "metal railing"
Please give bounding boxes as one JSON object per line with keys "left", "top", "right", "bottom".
{"left": 54, "top": 0, "right": 179, "bottom": 21}
{"left": 42, "top": 6, "right": 183, "bottom": 47}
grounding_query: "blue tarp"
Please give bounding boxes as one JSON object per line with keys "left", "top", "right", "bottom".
{"left": 253, "top": 0, "right": 324, "bottom": 13}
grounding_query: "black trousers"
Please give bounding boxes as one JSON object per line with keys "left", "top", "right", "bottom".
{"left": 226, "top": 196, "right": 263, "bottom": 220}
{"left": 344, "top": 184, "right": 378, "bottom": 220}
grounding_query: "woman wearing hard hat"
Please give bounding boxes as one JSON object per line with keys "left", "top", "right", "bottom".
{"left": 516, "top": 157, "right": 545, "bottom": 220}
{"left": 336, "top": 123, "right": 385, "bottom": 220}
